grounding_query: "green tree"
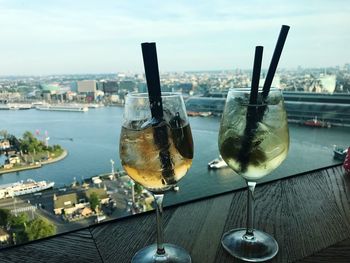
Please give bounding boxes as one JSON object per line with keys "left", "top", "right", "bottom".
{"left": 9, "top": 213, "right": 30, "bottom": 244}
{"left": 9, "top": 213, "right": 29, "bottom": 227}
{"left": 134, "top": 183, "right": 143, "bottom": 195}
{"left": 25, "top": 217, "right": 56, "bottom": 241}
{"left": 53, "top": 144, "right": 62, "bottom": 151}
{"left": 19, "top": 131, "right": 48, "bottom": 154}
{"left": 0, "top": 208, "right": 11, "bottom": 226}
{"left": 89, "top": 192, "right": 100, "bottom": 211}
{"left": 8, "top": 134, "right": 21, "bottom": 152}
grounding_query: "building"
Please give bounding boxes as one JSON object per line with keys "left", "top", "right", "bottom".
{"left": 77, "top": 80, "right": 97, "bottom": 101}
{"left": 102, "top": 80, "right": 119, "bottom": 94}
{"left": 186, "top": 97, "right": 226, "bottom": 115}
{"left": 53, "top": 193, "right": 85, "bottom": 215}
{"left": 319, "top": 75, "right": 336, "bottom": 93}
{"left": 0, "top": 140, "right": 10, "bottom": 150}
{"left": 53, "top": 188, "right": 109, "bottom": 216}
{"left": 8, "top": 155, "right": 20, "bottom": 164}
{"left": 80, "top": 207, "right": 93, "bottom": 217}
{"left": 77, "top": 80, "right": 97, "bottom": 93}
{"left": 85, "top": 188, "right": 109, "bottom": 205}
{"left": 0, "top": 228, "right": 10, "bottom": 244}
{"left": 119, "top": 80, "right": 136, "bottom": 92}
{"left": 186, "top": 92, "right": 350, "bottom": 126}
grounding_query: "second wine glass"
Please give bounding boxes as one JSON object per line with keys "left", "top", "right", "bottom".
{"left": 218, "top": 88, "right": 289, "bottom": 262}
{"left": 119, "top": 92, "right": 194, "bottom": 263}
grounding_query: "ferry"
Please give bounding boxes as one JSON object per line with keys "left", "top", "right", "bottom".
{"left": 0, "top": 179, "right": 55, "bottom": 199}
{"left": 303, "top": 116, "right": 331, "bottom": 128}
{"left": 208, "top": 156, "right": 228, "bottom": 169}
{"left": 36, "top": 104, "right": 88, "bottom": 112}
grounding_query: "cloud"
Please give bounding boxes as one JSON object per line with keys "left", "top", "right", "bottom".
{"left": 0, "top": 0, "right": 349, "bottom": 74}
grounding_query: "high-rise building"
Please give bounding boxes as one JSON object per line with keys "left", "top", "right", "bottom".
{"left": 319, "top": 75, "right": 336, "bottom": 93}
{"left": 77, "top": 80, "right": 97, "bottom": 93}
{"left": 77, "top": 80, "right": 97, "bottom": 101}
{"left": 103, "top": 81, "right": 119, "bottom": 94}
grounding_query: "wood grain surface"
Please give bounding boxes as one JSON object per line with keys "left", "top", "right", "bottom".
{"left": 1, "top": 165, "right": 349, "bottom": 263}
{"left": 0, "top": 229, "right": 103, "bottom": 263}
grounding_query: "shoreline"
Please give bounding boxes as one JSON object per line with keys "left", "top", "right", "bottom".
{"left": 0, "top": 149, "right": 68, "bottom": 175}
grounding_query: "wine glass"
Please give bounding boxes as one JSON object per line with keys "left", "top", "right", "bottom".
{"left": 119, "top": 92, "right": 193, "bottom": 263}
{"left": 218, "top": 88, "right": 289, "bottom": 262}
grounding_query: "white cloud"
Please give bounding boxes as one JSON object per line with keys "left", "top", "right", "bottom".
{"left": 0, "top": 0, "right": 349, "bottom": 74}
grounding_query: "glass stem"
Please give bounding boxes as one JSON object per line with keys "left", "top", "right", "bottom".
{"left": 245, "top": 181, "right": 256, "bottom": 239}
{"left": 154, "top": 193, "right": 166, "bottom": 255}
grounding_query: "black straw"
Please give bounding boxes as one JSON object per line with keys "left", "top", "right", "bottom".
{"left": 141, "top": 42, "right": 175, "bottom": 188}
{"left": 238, "top": 46, "right": 264, "bottom": 172}
{"left": 141, "top": 42, "right": 164, "bottom": 120}
{"left": 262, "top": 25, "right": 290, "bottom": 99}
{"left": 249, "top": 46, "right": 263, "bottom": 105}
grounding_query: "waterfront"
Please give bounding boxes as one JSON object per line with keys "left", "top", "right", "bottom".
{"left": 0, "top": 107, "right": 349, "bottom": 206}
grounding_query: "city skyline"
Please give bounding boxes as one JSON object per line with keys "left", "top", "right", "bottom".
{"left": 0, "top": 0, "right": 350, "bottom": 75}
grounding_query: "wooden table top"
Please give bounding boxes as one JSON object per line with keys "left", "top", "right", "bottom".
{"left": 0, "top": 164, "right": 349, "bottom": 263}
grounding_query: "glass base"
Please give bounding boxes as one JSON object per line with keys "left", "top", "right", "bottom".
{"left": 132, "top": 243, "right": 191, "bottom": 263}
{"left": 221, "top": 228, "right": 278, "bottom": 262}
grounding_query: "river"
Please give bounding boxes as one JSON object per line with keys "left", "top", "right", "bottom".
{"left": 0, "top": 107, "right": 349, "bottom": 205}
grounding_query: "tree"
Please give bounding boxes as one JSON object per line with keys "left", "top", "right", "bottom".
{"left": 8, "top": 135, "right": 21, "bottom": 152}
{"left": 53, "top": 144, "right": 62, "bottom": 152}
{"left": 0, "top": 208, "right": 11, "bottom": 227}
{"left": 134, "top": 183, "right": 143, "bottom": 195}
{"left": 89, "top": 192, "right": 100, "bottom": 211}
{"left": 9, "top": 212, "right": 29, "bottom": 228}
{"left": 9, "top": 213, "right": 30, "bottom": 244}
{"left": 25, "top": 218, "right": 56, "bottom": 241}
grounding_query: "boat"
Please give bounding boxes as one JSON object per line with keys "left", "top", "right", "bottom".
{"left": 333, "top": 146, "right": 348, "bottom": 161}
{"left": 187, "top": 111, "right": 212, "bottom": 117}
{"left": 36, "top": 104, "right": 88, "bottom": 112}
{"left": 187, "top": 111, "right": 201, "bottom": 117}
{"left": 199, "top": 112, "right": 212, "bottom": 117}
{"left": 208, "top": 156, "right": 228, "bottom": 169}
{"left": 303, "top": 116, "right": 331, "bottom": 128}
{"left": 87, "top": 103, "right": 103, "bottom": 109}
{"left": 0, "top": 179, "right": 55, "bottom": 199}
{"left": 0, "top": 103, "right": 32, "bottom": 110}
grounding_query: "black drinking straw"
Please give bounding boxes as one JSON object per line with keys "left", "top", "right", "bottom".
{"left": 250, "top": 46, "right": 263, "bottom": 105}
{"left": 141, "top": 42, "right": 175, "bottom": 187}
{"left": 239, "top": 26, "right": 290, "bottom": 172}
{"left": 262, "top": 25, "right": 290, "bottom": 99}
{"left": 141, "top": 42, "right": 164, "bottom": 120}
{"left": 238, "top": 46, "right": 263, "bottom": 172}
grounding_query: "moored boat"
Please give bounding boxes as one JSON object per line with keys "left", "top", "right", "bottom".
{"left": 0, "top": 179, "right": 55, "bottom": 199}
{"left": 208, "top": 156, "right": 228, "bottom": 169}
{"left": 36, "top": 104, "right": 88, "bottom": 112}
{"left": 0, "top": 103, "right": 32, "bottom": 110}
{"left": 303, "top": 116, "right": 331, "bottom": 128}
{"left": 333, "top": 146, "right": 348, "bottom": 161}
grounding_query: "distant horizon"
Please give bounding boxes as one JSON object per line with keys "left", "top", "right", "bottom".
{"left": 0, "top": 64, "right": 348, "bottom": 78}
{"left": 1, "top": 0, "right": 349, "bottom": 75}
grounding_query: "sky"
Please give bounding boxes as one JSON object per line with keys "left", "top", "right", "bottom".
{"left": 0, "top": 0, "right": 349, "bottom": 75}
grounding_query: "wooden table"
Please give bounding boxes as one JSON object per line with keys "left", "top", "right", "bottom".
{"left": 0, "top": 165, "right": 349, "bottom": 263}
